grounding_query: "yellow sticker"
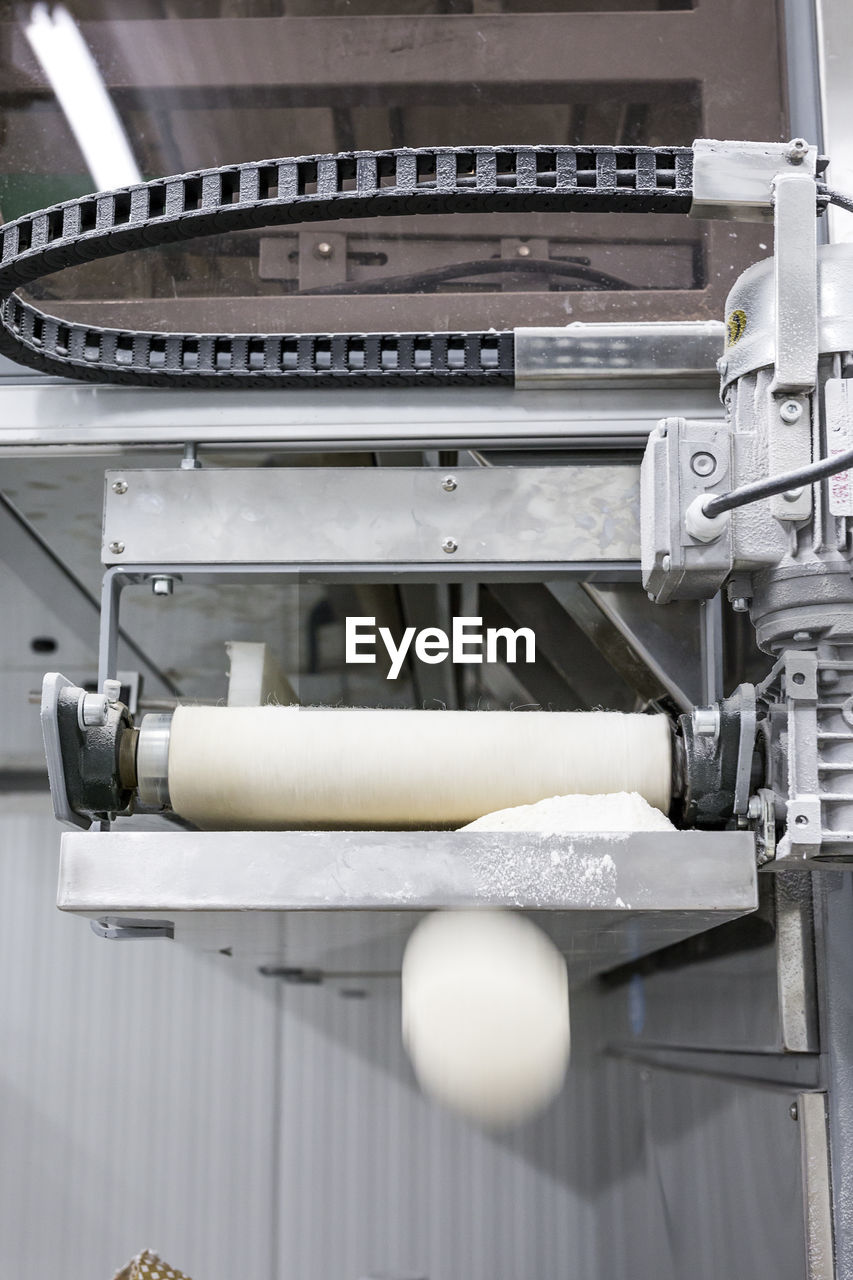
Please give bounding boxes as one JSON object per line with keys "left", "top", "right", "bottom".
{"left": 726, "top": 308, "right": 747, "bottom": 347}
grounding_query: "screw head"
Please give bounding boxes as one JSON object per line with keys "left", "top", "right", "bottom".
{"left": 516, "top": 244, "right": 531, "bottom": 257}
{"left": 442, "top": 475, "right": 458, "bottom": 492}
{"left": 111, "top": 479, "right": 128, "bottom": 495}
{"left": 786, "top": 138, "right": 809, "bottom": 165}
{"left": 315, "top": 241, "right": 333, "bottom": 258}
{"left": 779, "top": 399, "right": 804, "bottom": 424}
{"left": 108, "top": 541, "right": 125, "bottom": 555}
{"left": 690, "top": 451, "right": 715, "bottom": 477}
{"left": 442, "top": 537, "right": 458, "bottom": 554}
{"left": 732, "top": 597, "right": 749, "bottom": 613}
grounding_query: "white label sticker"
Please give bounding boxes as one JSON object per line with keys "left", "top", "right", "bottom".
{"left": 826, "top": 379, "right": 853, "bottom": 517}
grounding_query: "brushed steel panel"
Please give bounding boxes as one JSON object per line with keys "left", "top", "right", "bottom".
{"left": 102, "top": 465, "right": 641, "bottom": 566}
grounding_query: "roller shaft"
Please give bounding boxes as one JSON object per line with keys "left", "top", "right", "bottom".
{"left": 154, "top": 706, "right": 672, "bottom": 830}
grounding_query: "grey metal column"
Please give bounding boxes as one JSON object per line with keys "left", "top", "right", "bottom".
{"left": 814, "top": 871, "right": 853, "bottom": 1277}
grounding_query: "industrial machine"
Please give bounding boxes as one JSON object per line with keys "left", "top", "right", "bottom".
{"left": 13, "top": 136, "right": 850, "bottom": 866}
{"left": 9, "top": 133, "right": 853, "bottom": 1271}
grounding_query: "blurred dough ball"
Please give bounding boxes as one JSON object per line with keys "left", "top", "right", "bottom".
{"left": 401, "top": 909, "right": 570, "bottom": 1127}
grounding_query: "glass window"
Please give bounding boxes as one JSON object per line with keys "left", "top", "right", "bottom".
{"left": 0, "top": 0, "right": 788, "bottom": 333}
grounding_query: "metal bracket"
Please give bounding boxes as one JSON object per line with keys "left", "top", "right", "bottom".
{"left": 777, "top": 651, "right": 822, "bottom": 862}
{"left": 690, "top": 138, "right": 818, "bottom": 223}
{"left": 733, "top": 683, "right": 757, "bottom": 817}
{"left": 40, "top": 673, "right": 89, "bottom": 830}
{"left": 767, "top": 164, "right": 818, "bottom": 521}
{"left": 91, "top": 917, "right": 174, "bottom": 941}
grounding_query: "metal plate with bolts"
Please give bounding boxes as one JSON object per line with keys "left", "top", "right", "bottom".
{"left": 58, "top": 829, "right": 758, "bottom": 981}
{"left": 102, "top": 465, "right": 642, "bottom": 566}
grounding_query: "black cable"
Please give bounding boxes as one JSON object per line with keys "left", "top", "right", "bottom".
{"left": 299, "top": 257, "right": 640, "bottom": 296}
{"left": 823, "top": 187, "right": 853, "bottom": 214}
{"left": 703, "top": 444, "right": 853, "bottom": 518}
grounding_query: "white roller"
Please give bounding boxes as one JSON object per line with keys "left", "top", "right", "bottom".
{"left": 402, "top": 909, "right": 570, "bottom": 1127}
{"left": 167, "top": 705, "right": 671, "bottom": 830}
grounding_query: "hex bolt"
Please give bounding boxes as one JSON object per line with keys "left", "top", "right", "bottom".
{"left": 790, "top": 1101, "right": 799, "bottom": 1121}
{"left": 747, "top": 795, "right": 763, "bottom": 821}
{"left": 315, "top": 241, "right": 334, "bottom": 258}
{"left": 152, "top": 575, "right": 174, "bottom": 596}
{"left": 103, "top": 678, "right": 122, "bottom": 704}
{"left": 78, "top": 691, "right": 109, "bottom": 729}
{"left": 516, "top": 244, "right": 531, "bottom": 257}
{"left": 692, "top": 705, "right": 720, "bottom": 739}
{"left": 779, "top": 399, "right": 803, "bottom": 424}
{"left": 786, "top": 138, "right": 809, "bottom": 165}
{"left": 732, "top": 597, "right": 749, "bottom": 612}
{"left": 111, "top": 479, "right": 128, "bottom": 495}
{"left": 690, "top": 452, "right": 715, "bottom": 477}
{"left": 442, "top": 537, "right": 458, "bottom": 554}
{"left": 792, "top": 630, "right": 812, "bottom": 642}
{"left": 108, "top": 541, "right": 125, "bottom": 555}
{"left": 442, "top": 476, "right": 458, "bottom": 492}
{"left": 661, "top": 553, "right": 671, "bottom": 571}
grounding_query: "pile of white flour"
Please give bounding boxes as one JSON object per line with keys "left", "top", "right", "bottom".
{"left": 461, "top": 791, "right": 675, "bottom": 833}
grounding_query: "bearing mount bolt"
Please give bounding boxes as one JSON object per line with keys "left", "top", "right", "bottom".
{"left": 782, "top": 487, "right": 805, "bottom": 503}
{"left": 442, "top": 537, "right": 458, "bottom": 554}
{"left": 516, "top": 244, "right": 531, "bottom": 257}
{"left": 78, "top": 691, "right": 109, "bottom": 729}
{"left": 442, "top": 476, "right": 458, "bottom": 492}
{"left": 103, "top": 679, "right": 122, "bottom": 703}
{"left": 112, "top": 479, "right": 128, "bottom": 495}
{"left": 692, "top": 705, "right": 720, "bottom": 739}
{"left": 786, "top": 138, "right": 809, "bottom": 166}
{"left": 779, "top": 399, "right": 803, "bottom": 424}
{"left": 108, "top": 541, "right": 125, "bottom": 555}
{"left": 315, "top": 241, "right": 333, "bottom": 258}
{"left": 732, "top": 597, "right": 749, "bottom": 613}
{"left": 690, "top": 452, "right": 715, "bottom": 477}
{"left": 661, "top": 553, "right": 671, "bottom": 571}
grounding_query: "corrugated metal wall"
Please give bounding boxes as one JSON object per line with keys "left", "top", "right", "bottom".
{"left": 0, "top": 795, "right": 280, "bottom": 1280}
{"left": 0, "top": 799, "right": 810, "bottom": 1280}
{"left": 0, "top": 799, "right": 597, "bottom": 1280}
{"left": 278, "top": 981, "right": 596, "bottom": 1280}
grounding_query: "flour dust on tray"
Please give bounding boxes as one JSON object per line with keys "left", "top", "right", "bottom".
{"left": 460, "top": 791, "right": 675, "bottom": 833}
